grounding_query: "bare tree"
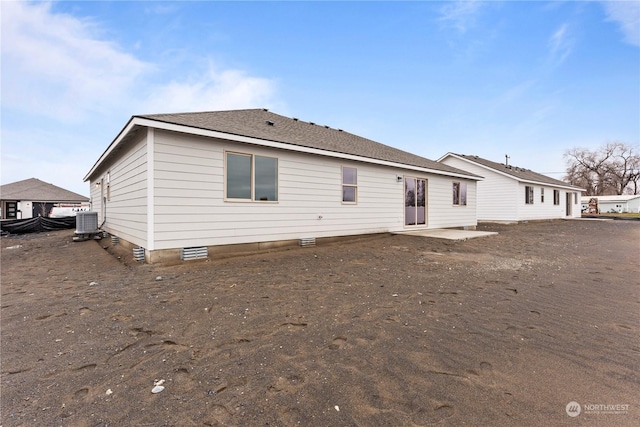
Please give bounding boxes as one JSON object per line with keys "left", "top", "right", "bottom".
{"left": 36, "top": 202, "right": 48, "bottom": 217}
{"left": 605, "top": 142, "right": 640, "bottom": 195}
{"left": 629, "top": 171, "right": 640, "bottom": 195}
{"left": 564, "top": 142, "right": 640, "bottom": 195}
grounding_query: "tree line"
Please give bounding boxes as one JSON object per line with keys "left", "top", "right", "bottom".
{"left": 564, "top": 142, "right": 640, "bottom": 196}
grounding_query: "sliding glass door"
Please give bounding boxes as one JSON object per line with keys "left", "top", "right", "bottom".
{"left": 405, "top": 177, "right": 426, "bottom": 226}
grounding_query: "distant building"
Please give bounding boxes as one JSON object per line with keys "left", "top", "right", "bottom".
{"left": 438, "top": 153, "right": 584, "bottom": 222}
{"left": 581, "top": 195, "right": 640, "bottom": 214}
{"left": 0, "top": 178, "right": 89, "bottom": 219}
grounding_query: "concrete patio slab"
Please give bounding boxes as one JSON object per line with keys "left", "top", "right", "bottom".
{"left": 393, "top": 229, "right": 498, "bottom": 241}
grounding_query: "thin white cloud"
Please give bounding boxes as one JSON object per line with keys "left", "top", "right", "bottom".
{"left": 549, "top": 23, "right": 574, "bottom": 66}
{"left": 144, "top": 3, "right": 179, "bottom": 15}
{"left": 513, "top": 103, "right": 558, "bottom": 138}
{"left": 0, "top": 1, "right": 281, "bottom": 193}
{"left": 601, "top": 0, "right": 640, "bottom": 47}
{"left": 1, "top": 1, "right": 280, "bottom": 121}
{"left": 1, "top": 1, "right": 151, "bottom": 122}
{"left": 438, "top": 0, "right": 483, "bottom": 33}
{"left": 142, "top": 65, "right": 278, "bottom": 114}
{"left": 498, "top": 79, "right": 538, "bottom": 105}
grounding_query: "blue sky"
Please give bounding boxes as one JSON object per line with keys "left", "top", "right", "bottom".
{"left": 2, "top": 0, "right": 639, "bottom": 196}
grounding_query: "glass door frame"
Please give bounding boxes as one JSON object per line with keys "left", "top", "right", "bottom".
{"left": 404, "top": 176, "right": 427, "bottom": 227}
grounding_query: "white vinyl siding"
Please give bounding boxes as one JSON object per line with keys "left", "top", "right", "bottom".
{"left": 427, "top": 175, "right": 476, "bottom": 228}
{"left": 89, "top": 178, "right": 101, "bottom": 221}
{"left": 89, "top": 132, "right": 148, "bottom": 247}
{"left": 439, "top": 156, "right": 517, "bottom": 221}
{"left": 517, "top": 184, "right": 567, "bottom": 220}
{"left": 148, "top": 130, "right": 476, "bottom": 250}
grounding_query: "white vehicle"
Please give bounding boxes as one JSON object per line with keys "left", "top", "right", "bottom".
{"left": 48, "top": 206, "right": 89, "bottom": 218}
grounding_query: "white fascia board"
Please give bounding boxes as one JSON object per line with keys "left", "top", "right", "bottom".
{"left": 436, "top": 152, "right": 454, "bottom": 162}
{"left": 146, "top": 119, "right": 482, "bottom": 180}
{"left": 90, "top": 117, "right": 482, "bottom": 181}
{"left": 443, "top": 153, "right": 582, "bottom": 191}
{"left": 517, "top": 179, "right": 585, "bottom": 192}
{"left": 442, "top": 153, "right": 518, "bottom": 181}
{"left": 83, "top": 117, "right": 137, "bottom": 181}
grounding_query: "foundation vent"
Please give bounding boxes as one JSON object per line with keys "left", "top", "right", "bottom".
{"left": 111, "top": 235, "right": 119, "bottom": 245}
{"left": 299, "top": 237, "right": 316, "bottom": 247}
{"left": 133, "top": 247, "right": 145, "bottom": 262}
{"left": 181, "top": 246, "right": 208, "bottom": 260}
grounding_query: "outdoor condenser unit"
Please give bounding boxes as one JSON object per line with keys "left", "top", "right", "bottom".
{"left": 75, "top": 211, "right": 99, "bottom": 235}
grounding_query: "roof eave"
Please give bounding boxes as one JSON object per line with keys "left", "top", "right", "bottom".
{"left": 84, "top": 116, "right": 137, "bottom": 182}
{"left": 441, "top": 153, "right": 582, "bottom": 191}
{"left": 88, "top": 117, "right": 483, "bottom": 181}
{"left": 14, "top": 197, "right": 89, "bottom": 202}
{"left": 518, "top": 179, "right": 585, "bottom": 192}
{"left": 140, "top": 117, "right": 482, "bottom": 179}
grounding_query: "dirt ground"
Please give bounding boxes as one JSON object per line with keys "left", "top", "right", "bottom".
{"left": 1, "top": 219, "right": 638, "bottom": 427}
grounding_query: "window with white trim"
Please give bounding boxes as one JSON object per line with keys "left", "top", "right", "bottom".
{"left": 226, "top": 152, "right": 278, "bottom": 201}
{"left": 553, "top": 189, "right": 560, "bottom": 205}
{"left": 342, "top": 167, "right": 357, "bottom": 203}
{"left": 525, "top": 186, "right": 534, "bottom": 204}
{"left": 541, "top": 188, "right": 544, "bottom": 203}
{"left": 452, "top": 182, "right": 467, "bottom": 206}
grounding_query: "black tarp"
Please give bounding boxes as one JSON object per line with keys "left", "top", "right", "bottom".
{"left": 0, "top": 216, "right": 76, "bottom": 234}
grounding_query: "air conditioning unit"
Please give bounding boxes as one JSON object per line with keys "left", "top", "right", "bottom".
{"left": 76, "top": 211, "right": 99, "bottom": 234}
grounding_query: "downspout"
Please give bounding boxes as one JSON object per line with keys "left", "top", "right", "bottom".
{"left": 100, "top": 180, "right": 107, "bottom": 229}
{"left": 99, "top": 201, "right": 106, "bottom": 229}
{"left": 146, "top": 127, "right": 155, "bottom": 253}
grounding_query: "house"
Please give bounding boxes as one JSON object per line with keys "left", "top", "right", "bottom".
{"left": 581, "top": 195, "right": 640, "bottom": 213}
{"left": 438, "top": 153, "right": 583, "bottom": 222}
{"left": 0, "top": 178, "right": 89, "bottom": 220}
{"left": 84, "top": 109, "right": 482, "bottom": 263}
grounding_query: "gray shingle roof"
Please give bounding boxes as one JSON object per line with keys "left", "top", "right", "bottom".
{"left": 451, "top": 154, "right": 582, "bottom": 189}
{"left": 136, "top": 109, "right": 479, "bottom": 178}
{"left": 0, "top": 178, "right": 88, "bottom": 202}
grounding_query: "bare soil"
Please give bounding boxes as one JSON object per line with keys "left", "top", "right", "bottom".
{"left": 1, "top": 220, "right": 638, "bottom": 426}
